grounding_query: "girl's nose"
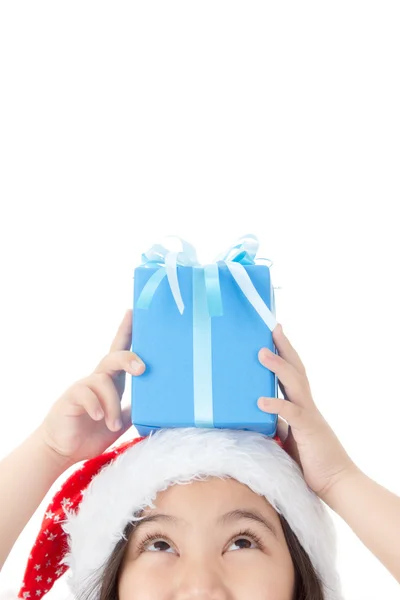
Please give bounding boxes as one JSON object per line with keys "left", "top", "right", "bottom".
{"left": 173, "top": 556, "right": 230, "bottom": 600}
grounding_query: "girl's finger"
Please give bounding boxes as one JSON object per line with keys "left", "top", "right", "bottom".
{"left": 257, "top": 396, "right": 304, "bottom": 430}
{"left": 272, "top": 324, "right": 308, "bottom": 377}
{"left": 84, "top": 373, "right": 126, "bottom": 432}
{"left": 109, "top": 309, "right": 133, "bottom": 353}
{"left": 93, "top": 349, "right": 145, "bottom": 378}
{"left": 105, "top": 406, "right": 136, "bottom": 447}
{"left": 73, "top": 385, "right": 105, "bottom": 422}
{"left": 258, "top": 347, "right": 312, "bottom": 407}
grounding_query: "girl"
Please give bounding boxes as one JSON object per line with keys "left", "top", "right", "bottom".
{"left": 0, "top": 310, "right": 399, "bottom": 599}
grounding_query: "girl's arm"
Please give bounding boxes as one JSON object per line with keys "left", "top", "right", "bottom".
{"left": 0, "top": 311, "right": 145, "bottom": 573}
{"left": 321, "top": 467, "right": 400, "bottom": 584}
{"left": 257, "top": 324, "right": 400, "bottom": 586}
{"left": 0, "top": 426, "right": 71, "bottom": 571}
{"left": 0, "top": 310, "right": 144, "bottom": 575}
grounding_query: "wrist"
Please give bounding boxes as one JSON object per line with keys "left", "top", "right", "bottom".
{"left": 31, "top": 427, "right": 75, "bottom": 473}
{"left": 319, "top": 462, "right": 364, "bottom": 510}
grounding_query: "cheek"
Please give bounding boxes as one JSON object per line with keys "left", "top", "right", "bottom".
{"left": 118, "top": 558, "right": 172, "bottom": 599}
{"left": 224, "top": 552, "right": 295, "bottom": 599}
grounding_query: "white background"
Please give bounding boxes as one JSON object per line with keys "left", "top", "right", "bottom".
{"left": 0, "top": 2, "right": 399, "bottom": 598}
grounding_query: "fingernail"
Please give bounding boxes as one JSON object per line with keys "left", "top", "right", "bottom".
{"left": 130, "top": 359, "right": 144, "bottom": 374}
{"left": 113, "top": 418, "right": 122, "bottom": 430}
{"left": 260, "top": 347, "right": 274, "bottom": 360}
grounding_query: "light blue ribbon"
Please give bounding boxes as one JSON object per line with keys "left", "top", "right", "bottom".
{"left": 135, "top": 234, "right": 278, "bottom": 427}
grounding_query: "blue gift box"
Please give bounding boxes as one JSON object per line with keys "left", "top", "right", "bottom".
{"left": 131, "top": 236, "right": 279, "bottom": 437}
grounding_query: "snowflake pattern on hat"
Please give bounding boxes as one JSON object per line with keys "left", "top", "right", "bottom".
{"left": 17, "top": 436, "right": 148, "bottom": 598}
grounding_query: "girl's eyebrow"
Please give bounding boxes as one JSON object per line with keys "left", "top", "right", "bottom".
{"left": 132, "top": 509, "right": 278, "bottom": 540}
{"left": 219, "top": 509, "right": 278, "bottom": 539}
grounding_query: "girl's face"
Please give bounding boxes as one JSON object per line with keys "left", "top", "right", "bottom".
{"left": 118, "top": 477, "right": 295, "bottom": 599}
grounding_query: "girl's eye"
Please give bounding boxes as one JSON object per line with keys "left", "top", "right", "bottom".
{"left": 137, "top": 528, "right": 264, "bottom": 554}
{"left": 227, "top": 536, "right": 258, "bottom": 551}
{"left": 137, "top": 533, "right": 175, "bottom": 554}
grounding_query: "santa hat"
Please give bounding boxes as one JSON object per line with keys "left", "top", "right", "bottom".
{"left": 11, "top": 427, "right": 343, "bottom": 600}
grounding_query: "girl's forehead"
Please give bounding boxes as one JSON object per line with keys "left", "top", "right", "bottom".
{"left": 154, "top": 477, "right": 254, "bottom": 502}
{"left": 141, "top": 477, "right": 277, "bottom": 520}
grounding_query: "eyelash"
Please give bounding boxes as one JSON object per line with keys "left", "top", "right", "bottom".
{"left": 136, "top": 528, "right": 265, "bottom": 554}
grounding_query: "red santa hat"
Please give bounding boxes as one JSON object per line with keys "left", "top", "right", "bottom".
{"left": 9, "top": 428, "right": 343, "bottom": 600}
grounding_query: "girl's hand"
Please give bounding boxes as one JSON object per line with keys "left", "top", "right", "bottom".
{"left": 38, "top": 309, "right": 145, "bottom": 467}
{"left": 257, "top": 324, "right": 358, "bottom": 501}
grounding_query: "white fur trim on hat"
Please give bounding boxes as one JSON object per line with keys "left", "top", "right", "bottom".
{"left": 60, "top": 427, "right": 344, "bottom": 599}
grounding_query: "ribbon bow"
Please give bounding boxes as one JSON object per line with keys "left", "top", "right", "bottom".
{"left": 136, "top": 233, "right": 277, "bottom": 331}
